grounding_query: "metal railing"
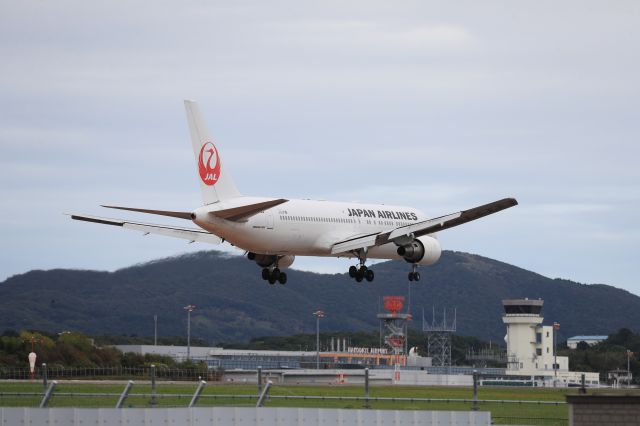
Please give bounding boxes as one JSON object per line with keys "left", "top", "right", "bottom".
{"left": 0, "top": 366, "right": 222, "bottom": 382}
{"left": 0, "top": 392, "right": 568, "bottom": 425}
{"left": 0, "top": 392, "right": 569, "bottom": 405}
{"left": 0, "top": 367, "right": 568, "bottom": 425}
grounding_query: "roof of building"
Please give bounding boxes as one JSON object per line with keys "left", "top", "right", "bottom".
{"left": 567, "top": 336, "right": 608, "bottom": 341}
{"left": 502, "top": 299, "right": 544, "bottom": 306}
{"left": 114, "top": 344, "right": 318, "bottom": 357}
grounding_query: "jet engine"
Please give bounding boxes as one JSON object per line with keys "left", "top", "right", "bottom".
{"left": 396, "top": 236, "right": 441, "bottom": 265}
{"left": 275, "top": 255, "right": 295, "bottom": 269}
{"left": 247, "top": 252, "right": 295, "bottom": 269}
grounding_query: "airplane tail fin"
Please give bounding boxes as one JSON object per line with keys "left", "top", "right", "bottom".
{"left": 184, "top": 100, "right": 241, "bottom": 205}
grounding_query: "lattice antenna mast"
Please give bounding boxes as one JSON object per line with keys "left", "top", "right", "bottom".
{"left": 422, "top": 306, "right": 457, "bottom": 367}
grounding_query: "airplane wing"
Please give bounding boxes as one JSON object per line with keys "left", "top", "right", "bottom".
{"left": 331, "top": 198, "right": 518, "bottom": 255}
{"left": 70, "top": 214, "right": 222, "bottom": 244}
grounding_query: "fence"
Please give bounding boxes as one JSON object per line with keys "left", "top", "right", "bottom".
{"left": 0, "top": 391, "right": 568, "bottom": 425}
{"left": 0, "top": 369, "right": 569, "bottom": 425}
{"left": 0, "top": 366, "right": 223, "bottom": 382}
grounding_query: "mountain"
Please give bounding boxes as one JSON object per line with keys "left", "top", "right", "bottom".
{"left": 1, "top": 250, "right": 639, "bottom": 344}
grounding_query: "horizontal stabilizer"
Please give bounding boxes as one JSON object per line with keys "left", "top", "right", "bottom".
{"left": 211, "top": 199, "right": 289, "bottom": 221}
{"left": 70, "top": 214, "right": 222, "bottom": 244}
{"left": 101, "top": 205, "right": 192, "bottom": 220}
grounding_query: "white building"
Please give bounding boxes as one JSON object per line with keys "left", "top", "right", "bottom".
{"left": 502, "top": 299, "right": 599, "bottom": 386}
{"left": 566, "top": 335, "right": 608, "bottom": 349}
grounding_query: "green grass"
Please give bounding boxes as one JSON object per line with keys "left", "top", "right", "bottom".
{"left": 3, "top": 381, "right": 636, "bottom": 425}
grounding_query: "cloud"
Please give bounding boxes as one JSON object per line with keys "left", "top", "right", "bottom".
{"left": 272, "top": 20, "right": 475, "bottom": 53}
{"left": 524, "top": 203, "right": 614, "bottom": 215}
{"left": 1, "top": 0, "right": 639, "bottom": 295}
{"left": 586, "top": 230, "right": 640, "bottom": 243}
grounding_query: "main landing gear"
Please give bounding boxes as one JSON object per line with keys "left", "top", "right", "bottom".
{"left": 348, "top": 265, "right": 375, "bottom": 282}
{"left": 348, "top": 248, "right": 375, "bottom": 282}
{"left": 261, "top": 267, "right": 287, "bottom": 285}
{"left": 408, "top": 264, "right": 421, "bottom": 282}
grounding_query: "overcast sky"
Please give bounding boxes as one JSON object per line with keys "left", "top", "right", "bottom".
{"left": 1, "top": 1, "right": 639, "bottom": 294}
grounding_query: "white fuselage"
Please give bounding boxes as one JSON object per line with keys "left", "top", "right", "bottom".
{"left": 191, "top": 197, "right": 436, "bottom": 261}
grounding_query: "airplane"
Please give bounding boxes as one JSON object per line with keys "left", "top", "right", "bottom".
{"left": 71, "top": 100, "right": 518, "bottom": 285}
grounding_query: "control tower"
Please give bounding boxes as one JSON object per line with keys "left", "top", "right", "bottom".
{"left": 502, "top": 298, "right": 567, "bottom": 374}
{"left": 503, "top": 299, "right": 543, "bottom": 372}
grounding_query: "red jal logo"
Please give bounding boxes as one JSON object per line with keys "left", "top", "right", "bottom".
{"left": 198, "top": 142, "right": 221, "bottom": 186}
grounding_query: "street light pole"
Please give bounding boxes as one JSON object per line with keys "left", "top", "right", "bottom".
{"left": 184, "top": 305, "right": 196, "bottom": 361}
{"left": 627, "top": 349, "right": 632, "bottom": 387}
{"left": 313, "top": 310, "right": 325, "bottom": 370}
{"left": 154, "top": 315, "right": 158, "bottom": 346}
{"left": 553, "top": 322, "right": 560, "bottom": 387}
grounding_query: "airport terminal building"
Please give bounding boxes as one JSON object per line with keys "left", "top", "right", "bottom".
{"left": 115, "top": 298, "right": 600, "bottom": 387}
{"left": 114, "top": 344, "right": 426, "bottom": 370}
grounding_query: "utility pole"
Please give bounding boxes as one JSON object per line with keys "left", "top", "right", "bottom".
{"left": 313, "top": 310, "right": 325, "bottom": 369}
{"left": 184, "top": 305, "right": 196, "bottom": 361}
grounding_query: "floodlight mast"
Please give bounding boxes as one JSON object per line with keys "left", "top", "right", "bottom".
{"left": 627, "top": 349, "right": 633, "bottom": 387}
{"left": 184, "top": 305, "right": 196, "bottom": 361}
{"left": 553, "top": 322, "right": 560, "bottom": 386}
{"left": 313, "top": 310, "right": 325, "bottom": 369}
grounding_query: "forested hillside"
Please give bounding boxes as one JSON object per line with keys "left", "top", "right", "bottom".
{"left": 1, "top": 250, "right": 639, "bottom": 344}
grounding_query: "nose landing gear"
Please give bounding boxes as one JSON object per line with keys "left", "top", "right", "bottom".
{"left": 408, "top": 264, "right": 420, "bottom": 281}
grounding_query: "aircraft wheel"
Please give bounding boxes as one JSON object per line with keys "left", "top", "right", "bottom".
{"left": 414, "top": 272, "right": 421, "bottom": 281}
{"left": 348, "top": 266, "right": 358, "bottom": 278}
{"left": 365, "top": 269, "right": 374, "bottom": 282}
{"left": 359, "top": 265, "right": 368, "bottom": 273}
{"left": 355, "top": 271, "right": 364, "bottom": 282}
{"left": 261, "top": 268, "right": 270, "bottom": 280}
{"left": 278, "top": 272, "right": 287, "bottom": 285}
{"left": 268, "top": 276, "right": 277, "bottom": 285}
{"left": 408, "top": 272, "right": 414, "bottom": 282}
{"left": 272, "top": 268, "right": 281, "bottom": 280}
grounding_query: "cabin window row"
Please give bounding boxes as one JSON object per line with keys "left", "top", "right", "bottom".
{"left": 278, "top": 215, "right": 411, "bottom": 227}
{"left": 378, "top": 220, "right": 411, "bottom": 227}
{"left": 279, "top": 215, "right": 355, "bottom": 224}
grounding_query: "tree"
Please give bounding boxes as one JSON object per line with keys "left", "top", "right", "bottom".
{"left": 576, "top": 341, "right": 590, "bottom": 351}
